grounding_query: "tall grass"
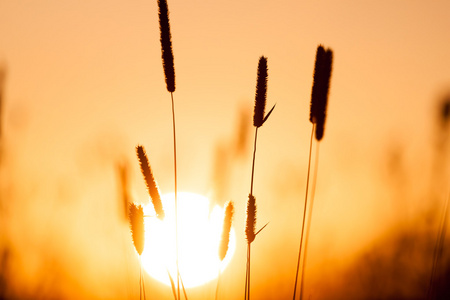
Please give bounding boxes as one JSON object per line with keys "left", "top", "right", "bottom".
{"left": 157, "top": 0, "right": 181, "bottom": 298}
{"left": 136, "top": 145, "right": 165, "bottom": 220}
{"left": 245, "top": 56, "right": 275, "bottom": 300}
{"left": 293, "top": 45, "right": 333, "bottom": 300}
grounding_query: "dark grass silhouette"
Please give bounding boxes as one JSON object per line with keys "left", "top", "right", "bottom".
{"left": 136, "top": 145, "right": 165, "bottom": 220}
{"left": 293, "top": 45, "right": 333, "bottom": 300}
{"left": 245, "top": 56, "right": 275, "bottom": 300}
{"left": 157, "top": 0, "right": 183, "bottom": 298}
{"left": 158, "top": 0, "right": 175, "bottom": 94}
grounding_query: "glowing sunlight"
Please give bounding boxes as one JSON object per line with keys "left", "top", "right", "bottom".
{"left": 141, "top": 192, "right": 236, "bottom": 288}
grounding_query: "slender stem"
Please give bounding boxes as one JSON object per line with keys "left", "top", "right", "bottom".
{"left": 247, "top": 244, "right": 251, "bottom": 300}
{"left": 244, "top": 245, "right": 249, "bottom": 300}
{"left": 293, "top": 124, "right": 315, "bottom": 300}
{"left": 215, "top": 267, "right": 221, "bottom": 300}
{"left": 250, "top": 128, "right": 259, "bottom": 195}
{"left": 142, "top": 262, "right": 147, "bottom": 300}
{"left": 180, "top": 275, "right": 188, "bottom": 300}
{"left": 300, "top": 143, "right": 320, "bottom": 300}
{"left": 246, "top": 127, "right": 258, "bottom": 300}
{"left": 170, "top": 91, "right": 180, "bottom": 300}
{"left": 140, "top": 256, "right": 142, "bottom": 300}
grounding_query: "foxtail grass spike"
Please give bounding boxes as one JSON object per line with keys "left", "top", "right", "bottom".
{"left": 129, "top": 203, "right": 145, "bottom": 255}
{"left": 219, "top": 201, "right": 235, "bottom": 261}
{"left": 136, "top": 145, "right": 165, "bottom": 220}
{"left": 158, "top": 0, "right": 175, "bottom": 93}
{"left": 309, "top": 46, "right": 333, "bottom": 141}
{"left": 315, "top": 49, "right": 333, "bottom": 141}
{"left": 309, "top": 46, "right": 326, "bottom": 124}
{"left": 253, "top": 56, "right": 268, "bottom": 128}
{"left": 245, "top": 194, "right": 256, "bottom": 244}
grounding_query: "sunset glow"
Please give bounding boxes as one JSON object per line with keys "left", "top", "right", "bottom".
{"left": 141, "top": 192, "right": 236, "bottom": 288}
{"left": 1, "top": 0, "right": 450, "bottom": 299}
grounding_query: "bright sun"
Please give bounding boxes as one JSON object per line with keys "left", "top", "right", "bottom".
{"left": 141, "top": 192, "right": 236, "bottom": 288}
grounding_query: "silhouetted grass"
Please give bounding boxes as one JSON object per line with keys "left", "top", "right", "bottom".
{"left": 158, "top": 0, "right": 175, "bottom": 93}
{"left": 293, "top": 45, "right": 333, "bottom": 300}
{"left": 136, "top": 145, "right": 165, "bottom": 220}
{"left": 157, "top": 0, "right": 182, "bottom": 298}
{"left": 245, "top": 56, "right": 274, "bottom": 300}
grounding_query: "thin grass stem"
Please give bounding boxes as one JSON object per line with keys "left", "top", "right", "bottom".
{"left": 293, "top": 124, "right": 315, "bottom": 300}
{"left": 170, "top": 91, "right": 180, "bottom": 300}
{"left": 167, "top": 269, "right": 178, "bottom": 300}
{"left": 215, "top": 269, "right": 221, "bottom": 300}
{"left": 180, "top": 275, "right": 188, "bottom": 300}
{"left": 244, "top": 245, "right": 249, "bottom": 300}
{"left": 300, "top": 143, "right": 320, "bottom": 300}
{"left": 139, "top": 256, "right": 142, "bottom": 300}
{"left": 141, "top": 257, "right": 147, "bottom": 300}
{"left": 250, "top": 128, "right": 259, "bottom": 195}
{"left": 247, "top": 244, "right": 251, "bottom": 300}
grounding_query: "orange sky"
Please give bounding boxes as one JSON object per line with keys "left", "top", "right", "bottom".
{"left": 1, "top": 1, "right": 449, "bottom": 299}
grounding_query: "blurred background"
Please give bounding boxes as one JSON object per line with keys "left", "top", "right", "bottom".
{"left": 0, "top": 0, "right": 449, "bottom": 299}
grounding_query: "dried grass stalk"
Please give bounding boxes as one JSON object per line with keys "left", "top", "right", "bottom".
{"left": 136, "top": 145, "right": 165, "bottom": 220}
{"left": 158, "top": 0, "right": 175, "bottom": 93}
{"left": 129, "top": 203, "right": 145, "bottom": 255}
{"left": 219, "top": 201, "right": 234, "bottom": 261}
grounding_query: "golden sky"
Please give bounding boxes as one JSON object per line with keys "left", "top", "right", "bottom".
{"left": 1, "top": 1, "right": 449, "bottom": 299}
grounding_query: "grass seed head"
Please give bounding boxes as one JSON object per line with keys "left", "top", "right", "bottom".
{"left": 136, "top": 145, "right": 165, "bottom": 220}
{"left": 245, "top": 194, "right": 257, "bottom": 244}
{"left": 253, "top": 56, "right": 268, "bottom": 128}
{"left": 158, "top": 0, "right": 175, "bottom": 93}
{"left": 310, "top": 45, "right": 333, "bottom": 141}
{"left": 219, "top": 201, "right": 234, "bottom": 261}
{"left": 309, "top": 45, "right": 326, "bottom": 124}
{"left": 129, "top": 203, "right": 145, "bottom": 255}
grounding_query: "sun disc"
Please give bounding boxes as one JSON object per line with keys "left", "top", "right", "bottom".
{"left": 141, "top": 192, "right": 236, "bottom": 288}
